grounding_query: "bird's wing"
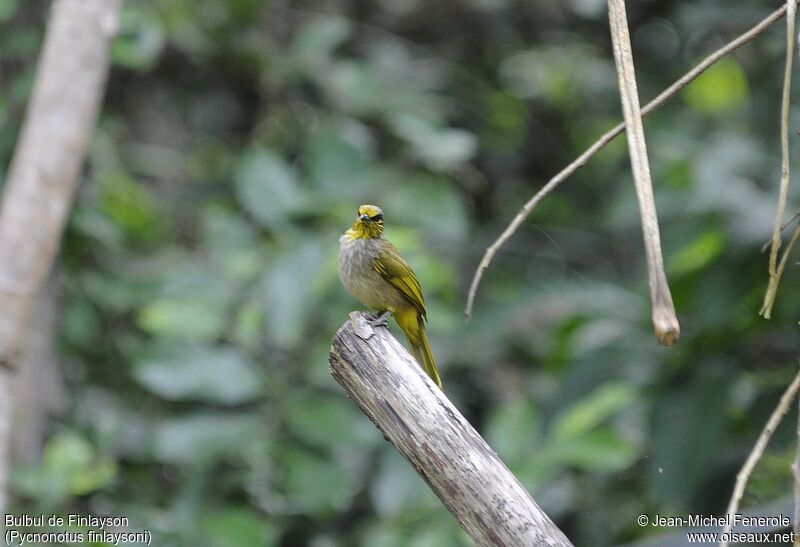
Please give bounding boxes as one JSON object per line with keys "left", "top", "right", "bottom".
{"left": 373, "top": 240, "right": 427, "bottom": 319}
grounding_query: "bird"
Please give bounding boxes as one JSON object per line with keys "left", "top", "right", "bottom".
{"left": 338, "top": 204, "right": 443, "bottom": 389}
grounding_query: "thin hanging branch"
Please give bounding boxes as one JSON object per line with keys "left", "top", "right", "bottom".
{"left": 465, "top": 2, "right": 799, "bottom": 320}
{"left": 720, "top": 367, "right": 800, "bottom": 547}
{"left": 764, "top": 223, "right": 800, "bottom": 306}
{"left": 760, "top": 209, "right": 800, "bottom": 252}
{"left": 760, "top": 0, "right": 798, "bottom": 319}
{"left": 607, "top": 0, "right": 679, "bottom": 346}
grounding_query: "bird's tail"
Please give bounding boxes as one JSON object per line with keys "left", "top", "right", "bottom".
{"left": 405, "top": 329, "right": 442, "bottom": 390}
{"left": 395, "top": 308, "right": 443, "bottom": 389}
{"left": 409, "top": 329, "right": 443, "bottom": 389}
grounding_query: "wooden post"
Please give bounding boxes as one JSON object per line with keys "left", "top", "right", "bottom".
{"left": 329, "top": 312, "right": 573, "bottom": 547}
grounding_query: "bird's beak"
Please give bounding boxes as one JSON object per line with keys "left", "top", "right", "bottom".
{"left": 359, "top": 214, "right": 370, "bottom": 221}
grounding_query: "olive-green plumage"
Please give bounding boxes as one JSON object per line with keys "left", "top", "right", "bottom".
{"left": 338, "top": 204, "right": 443, "bottom": 389}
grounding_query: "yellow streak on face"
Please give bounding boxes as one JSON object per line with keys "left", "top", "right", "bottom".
{"left": 347, "top": 204, "right": 384, "bottom": 239}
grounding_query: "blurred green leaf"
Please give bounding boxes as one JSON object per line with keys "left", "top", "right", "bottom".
{"left": 484, "top": 398, "right": 541, "bottom": 462}
{"left": 544, "top": 430, "right": 638, "bottom": 472}
{"left": 200, "top": 206, "right": 264, "bottom": 281}
{"left": 409, "top": 524, "right": 472, "bottom": 547}
{"left": 307, "top": 125, "right": 373, "bottom": 199}
{"left": 63, "top": 298, "right": 100, "bottom": 348}
{"left": 43, "top": 433, "right": 90, "bottom": 472}
{"left": 98, "top": 172, "right": 165, "bottom": 242}
{"left": 390, "top": 176, "right": 469, "bottom": 246}
{"left": 370, "top": 451, "right": 428, "bottom": 518}
{"left": 232, "top": 302, "right": 264, "bottom": 349}
{"left": 261, "top": 239, "right": 324, "bottom": 348}
{"left": 284, "top": 393, "right": 375, "bottom": 448}
{"left": 80, "top": 268, "right": 164, "bottom": 314}
{"left": 281, "top": 448, "right": 354, "bottom": 514}
{"left": 69, "top": 206, "right": 126, "bottom": 252}
{"left": 358, "top": 522, "right": 471, "bottom": 547}
{"left": 669, "top": 229, "right": 726, "bottom": 277}
{"left": 358, "top": 526, "right": 407, "bottom": 547}
{"left": 152, "top": 413, "right": 257, "bottom": 465}
{"left": 134, "top": 346, "right": 263, "bottom": 404}
{"left": 234, "top": 147, "right": 302, "bottom": 229}
{"left": 291, "top": 15, "right": 351, "bottom": 66}
{"left": 326, "top": 60, "right": 383, "bottom": 114}
{"left": 202, "top": 508, "right": 278, "bottom": 547}
{"left": 498, "top": 45, "right": 614, "bottom": 105}
{"left": 44, "top": 432, "right": 116, "bottom": 495}
{"left": 112, "top": 3, "right": 166, "bottom": 70}
{"left": 553, "top": 382, "right": 636, "bottom": 439}
{"left": 138, "top": 295, "right": 227, "bottom": 340}
{"left": 11, "top": 432, "right": 116, "bottom": 507}
{"left": 684, "top": 58, "right": 748, "bottom": 113}
{"left": 483, "top": 91, "right": 529, "bottom": 149}
{"left": 389, "top": 114, "right": 477, "bottom": 170}
{"left": 0, "top": 0, "right": 18, "bottom": 22}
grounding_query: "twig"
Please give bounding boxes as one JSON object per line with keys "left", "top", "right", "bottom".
{"left": 465, "top": 2, "right": 799, "bottom": 320}
{"left": 760, "top": 209, "right": 800, "bottom": 252}
{"left": 720, "top": 367, "right": 800, "bottom": 547}
{"left": 760, "top": 0, "right": 798, "bottom": 320}
{"left": 607, "top": 0, "right": 679, "bottom": 346}
{"left": 759, "top": 223, "right": 800, "bottom": 320}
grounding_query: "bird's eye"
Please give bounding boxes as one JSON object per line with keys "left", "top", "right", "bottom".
{"left": 370, "top": 214, "right": 383, "bottom": 221}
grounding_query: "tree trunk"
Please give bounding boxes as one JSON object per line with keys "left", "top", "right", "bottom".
{"left": 0, "top": 0, "right": 122, "bottom": 513}
{"left": 11, "top": 274, "right": 63, "bottom": 464}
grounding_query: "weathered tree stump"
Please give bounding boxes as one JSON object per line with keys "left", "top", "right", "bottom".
{"left": 329, "top": 312, "right": 572, "bottom": 547}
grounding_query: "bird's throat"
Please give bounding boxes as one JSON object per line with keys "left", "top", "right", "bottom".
{"left": 346, "top": 220, "right": 383, "bottom": 240}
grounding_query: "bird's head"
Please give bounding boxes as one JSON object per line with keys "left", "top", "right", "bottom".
{"left": 349, "top": 204, "right": 385, "bottom": 239}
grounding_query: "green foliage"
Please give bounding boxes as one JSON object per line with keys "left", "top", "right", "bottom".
{"left": 133, "top": 346, "right": 263, "bottom": 404}
{"left": 11, "top": 432, "right": 117, "bottom": 509}
{"left": 0, "top": 0, "right": 17, "bottom": 22}
{"left": 234, "top": 147, "right": 303, "bottom": 229}
{"left": 112, "top": 3, "right": 166, "bottom": 70}
{"left": 649, "top": 373, "right": 729, "bottom": 510}
{"left": 151, "top": 413, "right": 258, "bottom": 465}
{"left": 684, "top": 58, "right": 749, "bottom": 113}
{"left": 486, "top": 383, "right": 639, "bottom": 491}
{"left": 3, "top": 1, "right": 799, "bottom": 545}
{"left": 203, "top": 507, "right": 279, "bottom": 547}
{"left": 98, "top": 172, "right": 166, "bottom": 243}
{"left": 552, "top": 382, "right": 636, "bottom": 440}
{"left": 138, "top": 296, "right": 226, "bottom": 340}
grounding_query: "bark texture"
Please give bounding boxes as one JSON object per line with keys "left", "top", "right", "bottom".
{"left": 11, "top": 275, "right": 63, "bottom": 464}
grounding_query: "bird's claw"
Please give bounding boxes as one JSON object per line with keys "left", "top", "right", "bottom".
{"left": 368, "top": 310, "right": 392, "bottom": 328}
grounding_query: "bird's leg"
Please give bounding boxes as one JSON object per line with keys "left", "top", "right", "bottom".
{"left": 368, "top": 310, "right": 392, "bottom": 328}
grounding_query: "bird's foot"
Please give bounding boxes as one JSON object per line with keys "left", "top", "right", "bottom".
{"left": 368, "top": 310, "right": 392, "bottom": 328}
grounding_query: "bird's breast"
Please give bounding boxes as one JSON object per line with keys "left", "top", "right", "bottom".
{"left": 338, "top": 236, "right": 406, "bottom": 311}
